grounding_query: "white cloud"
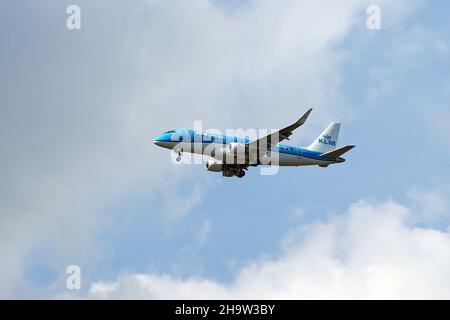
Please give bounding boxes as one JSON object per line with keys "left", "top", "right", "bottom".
{"left": 408, "top": 188, "right": 450, "bottom": 223}
{"left": 0, "top": 0, "right": 424, "bottom": 297}
{"left": 89, "top": 197, "right": 450, "bottom": 299}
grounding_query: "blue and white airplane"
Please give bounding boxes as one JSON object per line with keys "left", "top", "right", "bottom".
{"left": 154, "top": 108, "right": 355, "bottom": 178}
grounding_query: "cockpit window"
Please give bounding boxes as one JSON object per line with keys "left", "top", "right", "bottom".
{"left": 164, "top": 130, "right": 176, "bottom": 134}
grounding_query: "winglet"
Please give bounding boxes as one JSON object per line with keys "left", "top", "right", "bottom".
{"left": 321, "top": 145, "right": 355, "bottom": 158}
{"left": 298, "top": 108, "right": 313, "bottom": 126}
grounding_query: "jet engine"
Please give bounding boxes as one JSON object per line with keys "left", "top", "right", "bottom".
{"left": 205, "top": 159, "right": 223, "bottom": 172}
{"left": 227, "top": 142, "right": 245, "bottom": 155}
{"left": 209, "top": 143, "right": 246, "bottom": 163}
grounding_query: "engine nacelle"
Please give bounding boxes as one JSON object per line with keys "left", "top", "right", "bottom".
{"left": 210, "top": 143, "right": 247, "bottom": 164}
{"left": 205, "top": 159, "right": 223, "bottom": 172}
{"left": 227, "top": 142, "right": 246, "bottom": 155}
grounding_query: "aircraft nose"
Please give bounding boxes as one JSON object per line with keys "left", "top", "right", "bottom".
{"left": 154, "top": 133, "right": 168, "bottom": 147}
{"left": 154, "top": 139, "right": 163, "bottom": 147}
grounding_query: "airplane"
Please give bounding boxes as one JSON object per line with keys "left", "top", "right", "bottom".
{"left": 153, "top": 108, "right": 355, "bottom": 178}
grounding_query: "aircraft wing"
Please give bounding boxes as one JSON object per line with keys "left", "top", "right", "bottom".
{"left": 247, "top": 108, "right": 313, "bottom": 149}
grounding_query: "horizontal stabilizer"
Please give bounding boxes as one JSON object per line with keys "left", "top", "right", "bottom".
{"left": 321, "top": 145, "right": 355, "bottom": 158}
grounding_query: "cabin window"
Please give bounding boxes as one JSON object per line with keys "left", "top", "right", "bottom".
{"left": 202, "top": 134, "right": 214, "bottom": 143}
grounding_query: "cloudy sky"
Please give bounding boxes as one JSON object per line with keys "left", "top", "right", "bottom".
{"left": 1, "top": 0, "right": 450, "bottom": 299}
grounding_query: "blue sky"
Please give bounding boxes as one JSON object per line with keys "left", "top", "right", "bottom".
{"left": 2, "top": 0, "right": 450, "bottom": 298}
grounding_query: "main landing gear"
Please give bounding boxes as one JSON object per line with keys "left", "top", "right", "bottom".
{"left": 222, "top": 166, "right": 247, "bottom": 178}
{"left": 237, "top": 170, "right": 246, "bottom": 178}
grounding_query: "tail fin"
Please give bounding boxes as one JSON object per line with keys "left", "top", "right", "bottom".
{"left": 307, "top": 122, "right": 340, "bottom": 153}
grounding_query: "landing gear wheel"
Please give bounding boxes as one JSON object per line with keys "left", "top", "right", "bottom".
{"left": 237, "top": 170, "right": 246, "bottom": 178}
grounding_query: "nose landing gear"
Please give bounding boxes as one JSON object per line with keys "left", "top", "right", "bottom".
{"left": 174, "top": 149, "right": 183, "bottom": 162}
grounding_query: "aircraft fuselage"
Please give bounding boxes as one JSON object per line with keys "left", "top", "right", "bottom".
{"left": 154, "top": 129, "right": 344, "bottom": 167}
